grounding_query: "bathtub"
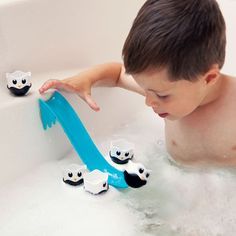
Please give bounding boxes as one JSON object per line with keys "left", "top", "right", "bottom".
{"left": 0, "top": 0, "right": 236, "bottom": 235}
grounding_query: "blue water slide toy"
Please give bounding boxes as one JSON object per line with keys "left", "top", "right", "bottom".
{"left": 39, "top": 91, "right": 128, "bottom": 188}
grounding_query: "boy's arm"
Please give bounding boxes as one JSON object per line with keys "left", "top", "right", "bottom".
{"left": 116, "top": 65, "right": 145, "bottom": 96}
{"left": 39, "top": 62, "right": 144, "bottom": 111}
{"left": 92, "top": 63, "right": 145, "bottom": 96}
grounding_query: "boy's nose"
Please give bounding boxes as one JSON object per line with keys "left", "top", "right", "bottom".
{"left": 145, "top": 93, "right": 158, "bottom": 107}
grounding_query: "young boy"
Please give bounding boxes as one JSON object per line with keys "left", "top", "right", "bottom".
{"left": 39, "top": 0, "right": 236, "bottom": 166}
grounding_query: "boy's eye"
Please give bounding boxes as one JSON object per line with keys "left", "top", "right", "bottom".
{"left": 156, "top": 94, "right": 169, "bottom": 99}
{"left": 22, "top": 79, "right": 26, "bottom": 84}
{"left": 12, "top": 80, "right": 17, "bottom": 85}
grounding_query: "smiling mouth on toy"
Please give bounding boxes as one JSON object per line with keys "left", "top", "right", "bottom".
{"left": 124, "top": 171, "right": 147, "bottom": 188}
{"left": 8, "top": 85, "right": 31, "bottom": 96}
{"left": 63, "top": 178, "right": 84, "bottom": 186}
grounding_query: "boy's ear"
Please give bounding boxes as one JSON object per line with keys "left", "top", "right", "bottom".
{"left": 204, "top": 64, "right": 220, "bottom": 85}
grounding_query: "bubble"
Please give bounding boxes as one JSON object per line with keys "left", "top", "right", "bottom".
{"left": 157, "top": 139, "right": 164, "bottom": 146}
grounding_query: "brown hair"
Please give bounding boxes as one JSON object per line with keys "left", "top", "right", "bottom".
{"left": 122, "top": 0, "right": 226, "bottom": 81}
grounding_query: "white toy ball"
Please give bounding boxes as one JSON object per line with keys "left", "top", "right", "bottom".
{"left": 6, "top": 71, "right": 32, "bottom": 96}
{"left": 83, "top": 169, "right": 109, "bottom": 195}
{"left": 124, "top": 161, "right": 151, "bottom": 188}
{"left": 63, "top": 164, "right": 87, "bottom": 186}
{"left": 109, "top": 139, "right": 134, "bottom": 164}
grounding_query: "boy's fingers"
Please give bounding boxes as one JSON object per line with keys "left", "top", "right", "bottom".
{"left": 39, "top": 80, "right": 58, "bottom": 94}
{"left": 84, "top": 94, "right": 100, "bottom": 112}
{"left": 39, "top": 80, "right": 99, "bottom": 111}
{"left": 39, "top": 80, "right": 75, "bottom": 94}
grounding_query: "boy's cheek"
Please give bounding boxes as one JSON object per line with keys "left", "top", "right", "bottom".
{"left": 168, "top": 102, "right": 196, "bottom": 118}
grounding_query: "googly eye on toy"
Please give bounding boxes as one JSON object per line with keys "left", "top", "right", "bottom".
{"left": 124, "top": 162, "right": 151, "bottom": 188}
{"left": 109, "top": 139, "right": 134, "bottom": 164}
{"left": 6, "top": 70, "right": 32, "bottom": 96}
{"left": 63, "top": 164, "right": 87, "bottom": 186}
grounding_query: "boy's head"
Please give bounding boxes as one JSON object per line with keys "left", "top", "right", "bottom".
{"left": 122, "top": 0, "right": 226, "bottom": 81}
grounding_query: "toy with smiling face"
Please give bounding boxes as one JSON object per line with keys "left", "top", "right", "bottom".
{"left": 83, "top": 169, "right": 109, "bottom": 195}
{"left": 124, "top": 161, "right": 151, "bottom": 188}
{"left": 63, "top": 164, "right": 87, "bottom": 186}
{"left": 6, "top": 71, "right": 32, "bottom": 96}
{"left": 109, "top": 139, "right": 134, "bottom": 164}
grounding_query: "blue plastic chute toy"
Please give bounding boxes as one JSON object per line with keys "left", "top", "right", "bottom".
{"left": 39, "top": 91, "right": 128, "bottom": 188}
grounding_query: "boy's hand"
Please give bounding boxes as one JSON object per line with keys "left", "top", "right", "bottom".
{"left": 39, "top": 79, "right": 100, "bottom": 112}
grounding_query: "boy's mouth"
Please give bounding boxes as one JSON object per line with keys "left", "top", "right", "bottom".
{"left": 158, "top": 113, "right": 169, "bottom": 118}
{"left": 152, "top": 107, "right": 169, "bottom": 118}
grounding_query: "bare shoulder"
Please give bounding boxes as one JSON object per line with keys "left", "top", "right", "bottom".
{"left": 219, "top": 74, "right": 236, "bottom": 128}
{"left": 220, "top": 74, "right": 236, "bottom": 102}
{"left": 225, "top": 74, "right": 236, "bottom": 88}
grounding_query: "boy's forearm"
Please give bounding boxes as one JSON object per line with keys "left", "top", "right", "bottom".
{"left": 93, "top": 63, "right": 145, "bottom": 96}
{"left": 117, "top": 65, "right": 145, "bottom": 96}
{"left": 91, "top": 62, "right": 123, "bottom": 87}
